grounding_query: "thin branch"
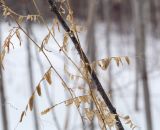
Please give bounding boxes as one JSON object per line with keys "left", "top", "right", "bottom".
{"left": 48, "top": 1, "right": 124, "bottom": 129}
{"left": 15, "top": 20, "right": 85, "bottom": 127}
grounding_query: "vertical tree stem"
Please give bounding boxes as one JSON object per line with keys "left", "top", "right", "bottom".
{"left": 48, "top": 0, "right": 124, "bottom": 129}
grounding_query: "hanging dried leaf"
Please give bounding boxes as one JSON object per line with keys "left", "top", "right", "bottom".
{"left": 18, "top": 16, "right": 24, "bottom": 24}
{"left": 114, "top": 57, "right": 121, "bottom": 66}
{"left": 0, "top": 50, "right": 6, "bottom": 63}
{"left": 33, "top": 15, "right": 37, "bottom": 21}
{"left": 125, "top": 56, "right": 130, "bottom": 65}
{"left": 41, "top": 108, "right": 51, "bottom": 115}
{"left": 78, "top": 95, "right": 90, "bottom": 104}
{"left": 51, "top": 21, "right": 55, "bottom": 35}
{"left": 98, "top": 58, "right": 111, "bottom": 70}
{"left": 42, "top": 33, "right": 50, "bottom": 45}
{"left": 123, "top": 115, "right": 130, "bottom": 120}
{"left": 54, "top": 17, "right": 60, "bottom": 32}
{"left": 29, "top": 95, "right": 34, "bottom": 111}
{"left": 64, "top": 65, "right": 80, "bottom": 80}
{"left": 91, "top": 61, "right": 97, "bottom": 70}
{"left": 16, "top": 29, "right": 21, "bottom": 46}
{"left": 65, "top": 99, "right": 74, "bottom": 106}
{"left": 66, "top": 8, "right": 73, "bottom": 24}
{"left": 74, "top": 98, "right": 80, "bottom": 107}
{"left": 75, "top": 25, "right": 86, "bottom": 33}
{"left": 121, "top": 115, "right": 137, "bottom": 129}
{"left": 59, "top": 5, "right": 65, "bottom": 14}
{"left": 19, "top": 111, "right": 26, "bottom": 122}
{"left": 62, "top": 33, "right": 68, "bottom": 51}
{"left": 27, "top": 15, "right": 32, "bottom": 20}
{"left": 36, "top": 84, "right": 41, "bottom": 96}
{"left": 45, "top": 69, "right": 52, "bottom": 85}
{"left": 104, "top": 113, "right": 116, "bottom": 126}
{"left": 95, "top": 111, "right": 108, "bottom": 130}
{"left": 84, "top": 108, "right": 94, "bottom": 121}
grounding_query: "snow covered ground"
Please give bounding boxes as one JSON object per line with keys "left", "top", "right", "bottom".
{"left": 0, "top": 22, "right": 160, "bottom": 130}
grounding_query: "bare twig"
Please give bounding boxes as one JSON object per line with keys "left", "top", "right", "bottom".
{"left": 48, "top": 1, "right": 124, "bottom": 129}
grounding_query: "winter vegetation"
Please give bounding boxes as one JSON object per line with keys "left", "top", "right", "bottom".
{"left": 0, "top": 0, "right": 160, "bottom": 130}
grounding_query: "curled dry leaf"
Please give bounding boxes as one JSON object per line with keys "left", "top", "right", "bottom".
{"left": 75, "top": 25, "right": 86, "bottom": 33}
{"left": 121, "top": 115, "right": 137, "bottom": 130}
{"left": 65, "top": 99, "right": 74, "bottom": 106}
{"left": 16, "top": 29, "right": 21, "bottom": 46}
{"left": 36, "top": 84, "right": 41, "bottom": 96}
{"left": 125, "top": 56, "right": 130, "bottom": 65}
{"left": 59, "top": 5, "right": 65, "bottom": 14}
{"left": 27, "top": 15, "right": 32, "bottom": 21}
{"left": 84, "top": 108, "right": 94, "bottom": 121}
{"left": 19, "top": 111, "right": 26, "bottom": 122}
{"left": 114, "top": 57, "right": 123, "bottom": 66}
{"left": 29, "top": 95, "right": 34, "bottom": 111}
{"left": 45, "top": 69, "right": 52, "bottom": 85}
{"left": 41, "top": 108, "right": 51, "bottom": 115}
{"left": 54, "top": 17, "right": 60, "bottom": 32}
{"left": 74, "top": 98, "right": 80, "bottom": 107}
{"left": 98, "top": 58, "right": 111, "bottom": 70}
{"left": 0, "top": 50, "right": 6, "bottom": 64}
{"left": 78, "top": 95, "right": 90, "bottom": 104}
{"left": 62, "top": 33, "right": 68, "bottom": 52}
{"left": 104, "top": 113, "right": 116, "bottom": 127}
{"left": 64, "top": 65, "right": 80, "bottom": 80}
{"left": 42, "top": 33, "right": 50, "bottom": 45}
{"left": 18, "top": 16, "right": 24, "bottom": 24}
{"left": 2, "top": 7, "right": 11, "bottom": 17}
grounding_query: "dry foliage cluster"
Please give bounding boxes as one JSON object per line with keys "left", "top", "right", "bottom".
{"left": 0, "top": 0, "right": 137, "bottom": 129}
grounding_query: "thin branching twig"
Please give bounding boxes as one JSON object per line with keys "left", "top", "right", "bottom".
{"left": 48, "top": 1, "right": 124, "bottom": 129}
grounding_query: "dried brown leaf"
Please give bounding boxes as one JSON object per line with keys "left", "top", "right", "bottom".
{"left": 125, "top": 56, "right": 130, "bottom": 65}
{"left": 74, "top": 98, "right": 80, "bottom": 107}
{"left": 29, "top": 95, "right": 34, "bottom": 111}
{"left": 18, "top": 16, "right": 24, "bottom": 24}
{"left": 65, "top": 99, "right": 74, "bottom": 106}
{"left": 84, "top": 108, "right": 94, "bottom": 121}
{"left": 54, "top": 18, "right": 60, "bottom": 32}
{"left": 19, "top": 111, "right": 25, "bottom": 122}
{"left": 16, "top": 29, "right": 21, "bottom": 46}
{"left": 78, "top": 95, "right": 90, "bottom": 103}
{"left": 41, "top": 108, "right": 51, "bottom": 115}
{"left": 62, "top": 33, "right": 68, "bottom": 51}
{"left": 45, "top": 69, "right": 52, "bottom": 85}
{"left": 98, "top": 58, "right": 111, "bottom": 70}
{"left": 36, "top": 84, "right": 41, "bottom": 96}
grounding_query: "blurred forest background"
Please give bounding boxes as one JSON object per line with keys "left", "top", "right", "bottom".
{"left": 0, "top": 0, "right": 160, "bottom": 130}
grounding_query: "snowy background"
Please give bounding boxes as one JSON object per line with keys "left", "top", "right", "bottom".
{"left": 0, "top": 21, "right": 160, "bottom": 130}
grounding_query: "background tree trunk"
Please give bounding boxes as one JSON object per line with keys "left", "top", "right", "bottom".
{"left": 0, "top": 22, "right": 9, "bottom": 130}
{"left": 30, "top": 25, "right": 61, "bottom": 130}
{"left": 86, "top": 0, "right": 97, "bottom": 129}
{"left": 132, "top": 0, "right": 153, "bottom": 129}
{"left": 102, "top": 0, "right": 113, "bottom": 101}
{"left": 26, "top": 21, "right": 39, "bottom": 130}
